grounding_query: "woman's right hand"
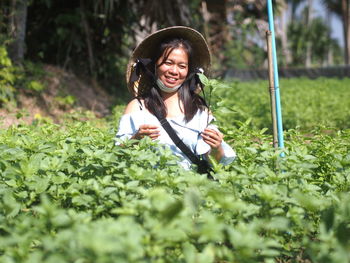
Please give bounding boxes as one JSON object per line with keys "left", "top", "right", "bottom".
{"left": 132, "top": 124, "right": 160, "bottom": 140}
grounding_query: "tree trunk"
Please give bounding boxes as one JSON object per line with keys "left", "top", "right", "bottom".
{"left": 8, "top": 0, "right": 28, "bottom": 64}
{"left": 342, "top": 0, "right": 350, "bottom": 65}
{"left": 80, "top": 0, "right": 95, "bottom": 78}
{"left": 280, "top": 1, "right": 292, "bottom": 66}
{"left": 325, "top": 8, "right": 333, "bottom": 66}
{"left": 305, "top": 0, "right": 313, "bottom": 68}
{"left": 134, "top": 15, "right": 157, "bottom": 46}
{"left": 327, "top": 48, "right": 334, "bottom": 66}
{"left": 202, "top": 0, "right": 229, "bottom": 74}
{"left": 130, "top": 0, "right": 191, "bottom": 46}
{"left": 201, "top": 1, "right": 210, "bottom": 45}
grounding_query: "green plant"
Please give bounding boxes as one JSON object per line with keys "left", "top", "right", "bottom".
{"left": 0, "top": 45, "right": 16, "bottom": 105}
{"left": 212, "top": 77, "right": 350, "bottom": 132}
{"left": 0, "top": 113, "right": 349, "bottom": 262}
{"left": 54, "top": 95, "right": 76, "bottom": 108}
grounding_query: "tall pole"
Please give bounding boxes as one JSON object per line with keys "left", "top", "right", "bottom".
{"left": 267, "top": 0, "right": 285, "bottom": 154}
{"left": 266, "top": 31, "right": 278, "bottom": 149}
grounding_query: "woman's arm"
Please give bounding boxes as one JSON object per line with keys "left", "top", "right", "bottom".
{"left": 123, "top": 98, "right": 142, "bottom": 114}
{"left": 122, "top": 99, "right": 160, "bottom": 140}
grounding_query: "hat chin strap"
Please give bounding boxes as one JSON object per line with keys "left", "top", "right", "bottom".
{"left": 156, "top": 78, "right": 182, "bottom": 93}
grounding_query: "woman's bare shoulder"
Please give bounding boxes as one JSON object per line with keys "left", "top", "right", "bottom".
{"left": 124, "top": 98, "right": 144, "bottom": 114}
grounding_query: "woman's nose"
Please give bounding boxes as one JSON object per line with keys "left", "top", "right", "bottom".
{"left": 168, "top": 65, "right": 178, "bottom": 74}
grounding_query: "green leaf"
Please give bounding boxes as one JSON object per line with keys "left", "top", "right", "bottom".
{"left": 198, "top": 73, "right": 209, "bottom": 85}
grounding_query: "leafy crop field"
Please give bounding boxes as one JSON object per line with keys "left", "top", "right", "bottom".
{"left": 214, "top": 77, "right": 350, "bottom": 131}
{"left": 1, "top": 78, "right": 350, "bottom": 263}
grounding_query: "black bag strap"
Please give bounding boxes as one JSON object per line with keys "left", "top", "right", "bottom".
{"left": 158, "top": 118, "right": 214, "bottom": 178}
{"left": 158, "top": 118, "right": 201, "bottom": 165}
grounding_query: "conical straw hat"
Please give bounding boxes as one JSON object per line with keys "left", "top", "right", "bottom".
{"left": 126, "top": 26, "right": 211, "bottom": 96}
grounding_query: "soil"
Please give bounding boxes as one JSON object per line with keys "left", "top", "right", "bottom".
{"left": 0, "top": 65, "right": 114, "bottom": 127}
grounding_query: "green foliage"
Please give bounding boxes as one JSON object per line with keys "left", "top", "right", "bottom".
{"left": 223, "top": 20, "right": 266, "bottom": 70}
{"left": 213, "top": 77, "right": 350, "bottom": 131}
{"left": 0, "top": 45, "right": 16, "bottom": 105}
{"left": 54, "top": 95, "right": 76, "bottom": 108}
{"left": 20, "top": 61, "right": 47, "bottom": 92}
{"left": 1, "top": 85, "right": 350, "bottom": 262}
{"left": 287, "top": 16, "right": 342, "bottom": 66}
{"left": 26, "top": 80, "right": 44, "bottom": 92}
{"left": 0, "top": 44, "right": 49, "bottom": 107}
{"left": 25, "top": 0, "right": 134, "bottom": 95}
{"left": 0, "top": 48, "right": 52, "bottom": 107}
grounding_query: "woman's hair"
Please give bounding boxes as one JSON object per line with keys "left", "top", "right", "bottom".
{"left": 142, "top": 38, "right": 208, "bottom": 122}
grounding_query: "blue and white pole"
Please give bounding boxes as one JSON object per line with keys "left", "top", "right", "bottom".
{"left": 267, "top": 0, "right": 285, "bottom": 155}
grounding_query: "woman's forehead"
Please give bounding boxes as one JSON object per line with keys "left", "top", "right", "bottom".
{"left": 161, "top": 47, "right": 188, "bottom": 59}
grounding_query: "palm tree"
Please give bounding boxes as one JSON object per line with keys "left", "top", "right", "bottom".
{"left": 228, "top": 0, "right": 291, "bottom": 66}
{"left": 279, "top": 0, "right": 293, "bottom": 66}
{"left": 322, "top": 0, "right": 350, "bottom": 65}
{"left": 305, "top": 0, "right": 314, "bottom": 67}
{"left": 287, "top": 0, "right": 306, "bottom": 23}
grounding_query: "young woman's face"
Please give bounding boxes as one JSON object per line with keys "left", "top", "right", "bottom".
{"left": 156, "top": 47, "right": 189, "bottom": 90}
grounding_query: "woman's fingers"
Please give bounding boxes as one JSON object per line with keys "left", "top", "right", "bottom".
{"left": 140, "top": 125, "right": 160, "bottom": 136}
{"left": 140, "top": 124, "right": 159, "bottom": 130}
{"left": 150, "top": 134, "right": 160, "bottom": 140}
{"left": 137, "top": 124, "right": 160, "bottom": 140}
{"left": 202, "top": 136, "right": 219, "bottom": 148}
{"left": 202, "top": 128, "right": 223, "bottom": 148}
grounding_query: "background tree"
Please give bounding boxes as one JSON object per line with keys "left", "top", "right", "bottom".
{"left": 6, "top": 0, "right": 28, "bottom": 64}
{"left": 278, "top": 0, "right": 293, "bottom": 66}
{"left": 199, "top": 0, "right": 229, "bottom": 74}
{"left": 128, "top": 0, "right": 193, "bottom": 46}
{"left": 288, "top": 12, "right": 340, "bottom": 66}
{"left": 288, "top": 0, "right": 305, "bottom": 23}
{"left": 221, "top": 0, "right": 286, "bottom": 70}
{"left": 322, "top": 0, "right": 350, "bottom": 65}
{"left": 25, "top": 0, "right": 136, "bottom": 93}
{"left": 305, "top": 0, "right": 313, "bottom": 67}
{"left": 0, "top": 0, "right": 346, "bottom": 100}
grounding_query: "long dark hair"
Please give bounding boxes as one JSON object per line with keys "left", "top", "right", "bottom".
{"left": 141, "top": 38, "right": 208, "bottom": 122}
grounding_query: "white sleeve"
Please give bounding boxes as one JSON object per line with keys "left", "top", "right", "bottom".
{"left": 115, "top": 114, "right": 138, "bottom": 144}
{"left": 219, "top": 141, "right": 237, "bottom": 165}
{"left": 181, "top": 110, "right": 237, "bottom": 166}
{"left": 206, "top": 123, "right": 236, "bottom": 165}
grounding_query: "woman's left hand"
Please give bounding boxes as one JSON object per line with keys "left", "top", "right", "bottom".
{"left": 202, "top": 128, "right": 225, "bottom": 162}
{"left": 201, "top": 128, "right": 223, "bottom": 149}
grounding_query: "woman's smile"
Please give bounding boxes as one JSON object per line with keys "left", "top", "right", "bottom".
{"left": 165, "top": 76, "right": 178, "bottom": 84}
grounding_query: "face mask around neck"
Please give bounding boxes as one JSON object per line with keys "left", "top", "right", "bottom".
{"left": 156, "top": 78, "right": 182, "bottom": 93}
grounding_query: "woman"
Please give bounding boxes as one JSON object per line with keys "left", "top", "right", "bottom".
{"left": 116, "top": 26, "right": 235, "bottom": 171}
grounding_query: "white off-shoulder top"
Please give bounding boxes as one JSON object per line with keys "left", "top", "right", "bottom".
{"left": 116, "top": 108, "right": 236, "bottom": 170}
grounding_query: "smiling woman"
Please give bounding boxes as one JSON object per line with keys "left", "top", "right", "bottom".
{"left": 156, "top": 47, "right": 189, "bottom": 93}
{"left": 116, "top": 26, "right": 236, "bottom": 173}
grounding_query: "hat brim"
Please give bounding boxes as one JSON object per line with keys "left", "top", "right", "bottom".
{"left": 126, "top": 26, "right": 211, "bottom": 96}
